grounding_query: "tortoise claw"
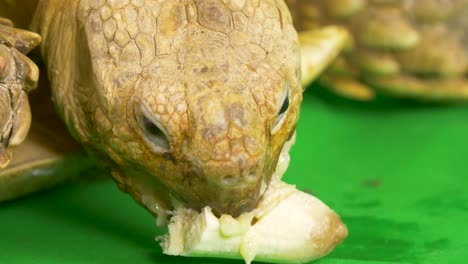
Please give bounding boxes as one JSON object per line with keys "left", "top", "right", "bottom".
{"left": 0, "top": 18, "right": 13, "bottom": 27}
{"left": 319, "top": 75, "right": 375, "bottom": 101}
{"left": 0, "top": 147, "right": 11, "bottom": 169}
{"left": 0, "top": 22, "right": 41, "bottom": 54}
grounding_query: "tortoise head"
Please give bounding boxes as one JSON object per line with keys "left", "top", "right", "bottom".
{"left": 39, "top": 0, "right": 301, "bottom": 217}
{"left": 132, "top": 32, "right": 302, "bottom": 216}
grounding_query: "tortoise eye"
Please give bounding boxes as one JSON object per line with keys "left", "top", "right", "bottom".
{"left": 141, "top": 116, "right": 170, "bottom": 152}
{"left": 278, "top": 91, "right": 289, "bottom": 116}
{"left": 272, "top": 81, "right": 290, "bottom": 134}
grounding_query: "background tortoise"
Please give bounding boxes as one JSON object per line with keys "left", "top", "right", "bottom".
{"left": 290, "top": 0, "right": 468, "bottom": 101}
{"left": 0, "top": 0, "right": 348, "bottom": 262}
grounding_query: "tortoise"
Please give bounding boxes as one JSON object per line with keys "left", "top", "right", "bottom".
{"left": 0, "top": 0, "right": 349, "bottom": 263}
{"left": 290, "top": 0, "right": 468, "bottom": 101}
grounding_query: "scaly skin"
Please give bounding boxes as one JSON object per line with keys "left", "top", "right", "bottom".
{"left": 0, "top": 18, "right": 40, "bottom": 168}
{"left": 288, "top": 0, "right": 468, "bottom": 101}
{"left": 29, "top": 0, "right": 301, "bottom": 218}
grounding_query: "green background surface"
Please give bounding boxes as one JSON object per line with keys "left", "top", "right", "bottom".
{"left": 1, "top": 87, "right": 468, "bottom": 264}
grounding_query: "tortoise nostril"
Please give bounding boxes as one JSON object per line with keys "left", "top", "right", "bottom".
{"left": 141, "top": 116, "right": 170, "bottom": 151}
{"left": 222, "top": 175, "right": 237, "bottom": 185}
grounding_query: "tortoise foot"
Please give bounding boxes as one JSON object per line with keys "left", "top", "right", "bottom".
{"left": 0, "top": 19, "right": 40, "bottom": 168}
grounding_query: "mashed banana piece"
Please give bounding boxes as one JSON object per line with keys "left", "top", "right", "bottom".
{"left": 159, "top": 180, "right": 348, "bottom": 264}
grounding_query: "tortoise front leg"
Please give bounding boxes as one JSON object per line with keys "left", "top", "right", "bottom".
{"left": 0, "top": 18, "right": 40, "bottom": 168}
{"left": 297, "top": 26, "right": 376, "bottom": 101}
{"left": 0, "top": 19, "right": 95, "bottom": 202}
